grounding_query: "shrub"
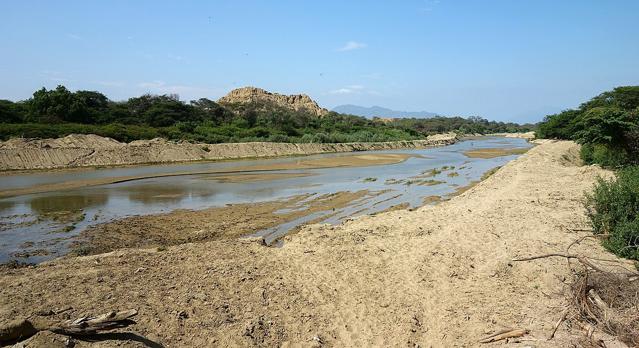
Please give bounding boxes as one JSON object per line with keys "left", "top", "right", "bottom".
{"left": 585, "top": 166, "right": 639, "bottom": 259}
{"left": 581, "top": 143, "right": 630, "bottom": 168}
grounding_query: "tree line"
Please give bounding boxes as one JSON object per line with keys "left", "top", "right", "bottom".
{"left": 536, "top": 86, "right": 639, "bottom": 260}
{"left": 537, "top": 86, "right": 639, "bottom": 167}
{"left": 0, "top": 85, "right": 532, "bottom": 143}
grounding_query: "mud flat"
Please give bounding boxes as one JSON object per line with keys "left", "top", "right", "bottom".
{"left": 0, "top": 133, "right": 457, "bottom": 171}
{"left": 463, "top": 147, "right": 530, "bottom": 159}
{"left": 3, "top": 140, "right": 632, "bottom": 347}
{"left": 69, "top": 191, "right": 370, "bottom": 256}
{"left": 0, "top": 152, "right": 416, "bottom": 198}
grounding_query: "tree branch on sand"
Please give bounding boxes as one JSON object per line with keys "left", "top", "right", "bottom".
{"left": 0, "top": 309, "right": 138, "bottom": 344}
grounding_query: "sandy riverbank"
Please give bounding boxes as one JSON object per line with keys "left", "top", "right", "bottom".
{"left": 0, "top": 133, "right": 457, "bottom": 171}
{"left": 1, "top": 140, "right": 633, "bottom": 347}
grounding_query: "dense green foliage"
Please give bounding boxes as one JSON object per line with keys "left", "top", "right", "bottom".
{"left": 388, "top": 116, "right": 534, "bottom": 136}
{"left": 537, "top": 86, "right": 639, "bottom": 167}
{"left": 0, "top": 85, "right": 531, "bottom": 143}
{"left": 538, "top": 86, "right": 639, "bottom": 260}
{"left": 586, "top": 166, "right": 639, "bottom": 260}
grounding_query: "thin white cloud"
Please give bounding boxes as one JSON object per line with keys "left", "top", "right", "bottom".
{"left": 361, "top": 72, "right": 382, "bottom": 79}
{"left": 40, "top": 70, "right": 71, "bottom": 83}
{"left": 94, "top": 81, "right": 125, "bottom": 87}
{"left": 136, "top": 80, "right": 224, "bottom": 100}
{"left": 330, "top": 88, "right": 355, "bottom": 95}
{"left": 337, "top": 41, "right": 367, "bottom": 51}
{"left": 167, "top": 54, "right": 185, "bottom": 62}
{"left": 329, "top": 85, "right": 366, "bottom": 95}
{"left": 66, "top": 33, "right": 82, "bottom": 40}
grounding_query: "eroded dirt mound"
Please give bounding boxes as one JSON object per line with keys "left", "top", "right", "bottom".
{"left": 0, "top": 133, "right": 457, "bottom": 171}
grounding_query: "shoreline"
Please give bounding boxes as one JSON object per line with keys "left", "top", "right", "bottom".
{"left": 0, "top": 133, "right": 457, "bottom": 172}
{"left": 1, "top": 140, "right": 631, "bottom": 346}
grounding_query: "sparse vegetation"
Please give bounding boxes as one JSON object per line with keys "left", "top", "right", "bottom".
{"left": 361, "top": 177, "right": 378, "bottom": 182}
{"left": 585, "top": 166, "right": 639, "bottom": 260}
{"left": 481, "top": 167, "right": 501, "bottom": 181}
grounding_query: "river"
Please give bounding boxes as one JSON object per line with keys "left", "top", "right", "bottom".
{"left": 0, "top": 136, "right": 532, "bottom": 263}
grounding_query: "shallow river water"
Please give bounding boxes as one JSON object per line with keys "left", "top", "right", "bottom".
{"left": 0, "top": 137, "right": 532, "bottom": 263}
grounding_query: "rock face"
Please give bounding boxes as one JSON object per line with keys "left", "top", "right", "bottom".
{"left": 218, "top": 87, "right": 329, "bottom": 117}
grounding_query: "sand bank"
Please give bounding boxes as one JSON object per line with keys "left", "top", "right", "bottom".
{"left": 2, "top": 140, "right": 632, "bottom": 347}
{"left": 0, "top": 133, "right": 457, "bottom": 171}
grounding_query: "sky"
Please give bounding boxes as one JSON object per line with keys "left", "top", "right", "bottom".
{"left": 1, "top": 0, "right": 638, "bottom": 123}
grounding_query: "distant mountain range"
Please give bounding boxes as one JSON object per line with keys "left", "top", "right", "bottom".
{"left": 332, "top": 104, "right": 438, "bottom": 118}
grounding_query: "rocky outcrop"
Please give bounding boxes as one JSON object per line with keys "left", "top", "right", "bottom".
{"left": 0, "top": 133, "right": 457, "bottom": 171}
{"left": 218, "top": 87, "right": 329, "bottom": 117}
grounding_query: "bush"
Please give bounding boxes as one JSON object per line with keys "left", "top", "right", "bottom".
{"left": 585, "top": 166, "right": 639, "bottom": 260}
{"left": 581, "top": 143, "right": 631, "bottom": 168}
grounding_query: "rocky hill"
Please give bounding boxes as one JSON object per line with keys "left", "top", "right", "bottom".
{"left": 218, "top": 87, "right": 329, "bottom": 117}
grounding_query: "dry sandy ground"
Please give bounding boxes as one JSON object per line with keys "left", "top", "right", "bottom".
{"left": 1, "top": 140, "right": 633, "bottom": 347}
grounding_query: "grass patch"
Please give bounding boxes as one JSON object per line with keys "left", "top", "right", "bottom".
{"left": 481, "top": 166, "right": 501, "bottom": 181}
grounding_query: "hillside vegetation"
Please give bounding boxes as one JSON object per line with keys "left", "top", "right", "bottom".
{"left": 0, "top": 85, "right": 532, "bottom": 143}
{"left": 537, "top": 86, "right": 639, "bottom": 260}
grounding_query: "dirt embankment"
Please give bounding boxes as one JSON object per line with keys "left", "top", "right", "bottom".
{"left": 0, "top": 133, "right": 457, "bottom": 171}
{"left": 2, "top": 140, "right": 634, "bottom": 347}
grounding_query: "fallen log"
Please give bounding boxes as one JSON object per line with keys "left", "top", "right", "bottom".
{"left": 0, "top": 309, "right": 137, "bottom": 343}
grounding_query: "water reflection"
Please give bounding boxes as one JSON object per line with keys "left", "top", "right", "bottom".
{"left": 29, "top": 194, "right": 108, "bottom": 214}
{"left": 0, "top": 200, "right": 15, "bottom": 213}
{"left": 0, "top": 137, "right": 532, "bottom": 263}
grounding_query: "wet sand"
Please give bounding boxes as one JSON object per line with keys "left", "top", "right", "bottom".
{"left": 203, "top": 172, "right": 315, "bottom": 183}
{"left": 463, "top": 147, "right": 530, "bottom": 158}
{"left": 0, "top": 153, "right": 414, "bottom": 198}
{"left": 3, "top": 141, "right": 635, "bottom": 347}
{"left": 70, "top": 191, "right": 370, "bottom": 256}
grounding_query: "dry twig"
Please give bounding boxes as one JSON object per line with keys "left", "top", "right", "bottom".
{"left": 479, "top": 328, "right": 529, "bottom": 343}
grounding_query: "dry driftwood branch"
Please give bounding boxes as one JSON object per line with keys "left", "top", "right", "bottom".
{"left": 512, "top": 253, "right": 638, "bottom": 277}
{"left": 479, "top": 328, "right": 529, "bottom": 343}
{"left": 0, "top": 309, "right": 137, "bottom": 343}
{"left": 48, "top": 309, "right": 138, "bottom": 335}
{"left": 548, "top": 308, "right": 569, "bottom": 340}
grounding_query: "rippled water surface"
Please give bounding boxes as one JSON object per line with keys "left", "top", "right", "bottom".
{"left": 0, "top": 137, "right": 532, "bottom": 263}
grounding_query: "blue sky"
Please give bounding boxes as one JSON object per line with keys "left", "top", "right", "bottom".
{"left": 1, "top": 0, "right": 638, "bottom": 123}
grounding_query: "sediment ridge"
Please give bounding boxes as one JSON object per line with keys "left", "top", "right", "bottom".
{"left": 0, "top": 133, "right": 457, "bottom": 171}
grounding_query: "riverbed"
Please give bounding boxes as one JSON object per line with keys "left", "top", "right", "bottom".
{"left": 0, "top": 136, "right": 532, "bottom": 263}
